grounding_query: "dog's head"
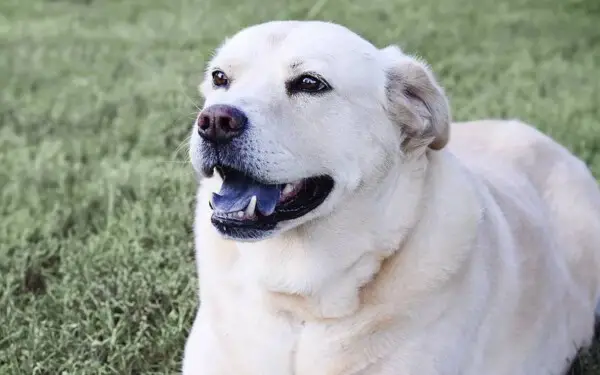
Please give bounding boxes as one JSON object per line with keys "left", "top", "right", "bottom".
{"left": 189, "top": 21, "right": 450, "bottom": 241}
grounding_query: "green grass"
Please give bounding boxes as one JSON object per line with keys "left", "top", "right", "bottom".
{"left": 1, "top": 0, "right": 599, "bottom": 373}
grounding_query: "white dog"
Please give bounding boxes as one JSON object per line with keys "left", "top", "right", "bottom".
{"left": 184, "top": 20, "right": 600, "bottom": 375}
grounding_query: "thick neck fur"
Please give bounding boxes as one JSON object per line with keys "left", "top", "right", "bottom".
{"left": 236, "top": 152, "right": 428, "bottom": 319}
{"left": 196, "top": 149, "right": 481, "bottom": 321}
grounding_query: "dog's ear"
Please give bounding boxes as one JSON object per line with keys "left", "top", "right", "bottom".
{"left": 380, "top": 45, "right": 450, "bottom": 151}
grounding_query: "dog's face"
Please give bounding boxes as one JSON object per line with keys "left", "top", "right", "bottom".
{"left": 189, "top": 21, "right": 450, "bottom": 241}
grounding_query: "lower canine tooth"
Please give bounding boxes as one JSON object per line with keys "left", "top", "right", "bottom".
{"left": 282, "top": 184, "right": 294, "bottom": 195}
{"left": 245, "top": 195, "right": 257, "bottom": 217}
{"left": 237, "top": 211, "right": 244, "bottom": 218}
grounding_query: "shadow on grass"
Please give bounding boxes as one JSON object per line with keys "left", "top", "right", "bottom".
{"left": 565, "top": 0, "right": 600, "bottom": 15}
{"left": 567, "top": 321, "right": 600, "bottom": 374}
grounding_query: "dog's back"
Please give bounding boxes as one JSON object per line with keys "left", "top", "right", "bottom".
{"left": 442, "top": 120, "right": 600, "bottom": 373}
{"left": 450, "top": 119, "right": 600, "bottom": 310}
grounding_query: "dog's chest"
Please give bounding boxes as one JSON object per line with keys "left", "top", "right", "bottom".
{"left": 211, "top": 283, "right": 357, "bottom": 375}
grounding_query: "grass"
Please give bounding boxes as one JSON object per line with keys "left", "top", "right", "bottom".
{"left": 1, "top": 0, "right": 599, "bottom": 373}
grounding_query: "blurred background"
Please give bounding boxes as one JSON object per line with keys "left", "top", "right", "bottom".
{"left": 1, "top": 0, "right": 599, "bottom": 373}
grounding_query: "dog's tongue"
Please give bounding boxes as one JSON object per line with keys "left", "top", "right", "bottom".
{"left": 211, "top": 172, "right": 281, "bottom": 216}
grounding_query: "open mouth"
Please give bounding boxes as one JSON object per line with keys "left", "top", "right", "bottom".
{"left": 209, "top": 165, "right": 334, "bottom": 238}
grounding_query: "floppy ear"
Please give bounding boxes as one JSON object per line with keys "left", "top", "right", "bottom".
{"left": 380, "top": 45, "right": 450, "bottom": 151}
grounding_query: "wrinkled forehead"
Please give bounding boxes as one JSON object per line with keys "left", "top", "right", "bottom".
{"left": 207, "top": 21, "right": 383, "bottom": 84}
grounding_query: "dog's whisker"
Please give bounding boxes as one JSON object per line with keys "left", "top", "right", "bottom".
{"left": 153, "top": 160, "right": 190, "bottom": 164}
{"left": 171, "top": 135, "right": 192, "bottom": 160}
{"left": 177, "top": 79, "right": 203, "bottom": 112}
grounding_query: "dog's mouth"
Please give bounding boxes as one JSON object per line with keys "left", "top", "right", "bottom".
{"left": 209, "top": 165, "right": 334, "bottom": 238}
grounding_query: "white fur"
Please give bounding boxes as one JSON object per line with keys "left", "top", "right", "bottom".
{"left": 184, "top": 20, "right": 600, "bottom": 375}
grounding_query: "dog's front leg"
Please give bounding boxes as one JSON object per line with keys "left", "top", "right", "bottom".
{"left": 181, "top": 309, "right": 227, "bottom": 375}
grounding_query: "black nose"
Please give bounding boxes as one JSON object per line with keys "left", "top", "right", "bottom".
{"left": 197, "top": 104, "right": 248, "bottom": 143}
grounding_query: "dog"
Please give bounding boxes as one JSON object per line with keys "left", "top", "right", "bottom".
{"left": 184, "top": 20, "right": 600, "bottom": 375}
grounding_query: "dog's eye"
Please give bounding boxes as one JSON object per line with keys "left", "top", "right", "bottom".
{"left": 288, "top": 74, "right": 331, "bottom": 94}
{"left": 212, "top": 70, "right": 229, "bottom": 88}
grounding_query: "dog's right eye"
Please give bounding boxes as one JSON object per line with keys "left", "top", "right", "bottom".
{"left": 212, "top": 70, "right": 229, "bottom": 88}
{"left": 287, "top": 73, "right": 331, "bottom": 95}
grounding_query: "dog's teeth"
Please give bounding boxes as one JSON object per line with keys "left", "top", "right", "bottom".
{"left": 282, "top": 184, "right": 294, "bottom": 195}
{"left": 237, "top": 211, "right": 244, "bottom": 218}
{"left": 245, "top": 195, "right": 257, "bottom": 217}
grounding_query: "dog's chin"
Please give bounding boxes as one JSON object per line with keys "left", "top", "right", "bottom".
{"left": 207, "top": 165, "right": 335, "bottom": 242}
{"left": 210, "top": 220, "right": 277, "bottom": 242}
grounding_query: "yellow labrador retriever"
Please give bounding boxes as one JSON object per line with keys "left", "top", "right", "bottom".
{"left": 184, "top": 20, "right": 600, "bottom": 375}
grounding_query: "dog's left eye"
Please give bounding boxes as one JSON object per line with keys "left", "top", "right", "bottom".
{"left": 212, "top": 70, "right": 229, "bottom": 88}
{"left": 287, "top": 74, "right": 331, "bottom": 94}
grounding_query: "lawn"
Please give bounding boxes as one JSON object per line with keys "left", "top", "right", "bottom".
{"left": 1, "top": 0, "right": 600, "bottom": 373}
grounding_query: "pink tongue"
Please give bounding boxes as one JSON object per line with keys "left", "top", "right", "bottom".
{"left": 211, "top": 172, "right": 281, "bottom": 216}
